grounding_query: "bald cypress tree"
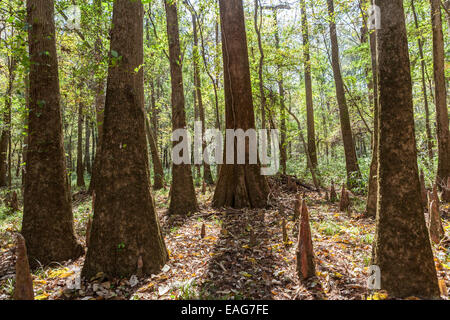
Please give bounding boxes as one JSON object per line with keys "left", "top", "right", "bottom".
{"left": 213, "top": 0, "right": 269, "bottom": 208}
{"left": 327, "top": 0, "right": 361, "bottom": 187}
{"left": 22, "top": 0, "right": 82, "bottom": 267}
{"left": 82, "top": 0, "right": 167, "bottom": 278}
{"left": 372, "top": 0, "right": 439, "bottom": 298}
{"left": 164, "top": 0, "right": 198, "bottom": 215}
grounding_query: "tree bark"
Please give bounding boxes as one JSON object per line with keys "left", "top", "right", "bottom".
{"left": 212, "top": 0, "right": 269, "bottom": 209}
{"left": 254, "top": 0, "right": 266, "bottom": 130}
{"left": 274, "top": 13, "right": 287, "bottom": 175}
{"left": 430, "top": 0, "right": 450, "bottom": 186}
{"left": 82, "top": 0, "right": 167, "bottom": 278}
{"left": 300, "top": 0, "right": 318, "bottom": 168}
{"left": 372, "top": 0, "right": 439, "bottom": 298}
{"left": 85, "top": 116, "right": 91, "bottom": 174}
{"left": 164, "top": 0, "right": 198, "bottom": 215}
{"left": 145, "top": 113, "right": 164, "bottom": 190}
{"left": 192, "top": 12, "right": 214, "bottom": 185}
{"left": 88, "top": 0, "right": 105, "bottom": 195}
{"left": 0, "top": 57, "right": 16, "bottom": 187}
{"left": 366, "top": 0, "right": 379, "bottom": 217}
{"left": 411, "top": 0, "right": 434, "bottom": 163}
{"left": 76, "top": 102, "right": 85, "bottom": 188}
{"left": 327, "top": 0, "right": 361, "bottom": 187}
{"left": 22, "top": 0, "right": 82, "bottom": 267}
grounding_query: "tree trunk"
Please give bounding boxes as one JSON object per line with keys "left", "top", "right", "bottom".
{"left": 212, "top": 0, "right": 269, "bottom": 209}
{"left": 88, "top": 0, "right": 105, "bottom": 195}
{"left": 411, "top": 0, "right": 434, "bottom": 163}
{"left": 430, "top": 0, "right": 450, "bottom": 186}
{"left": 85, "top": 117, "right": 91, "bottom": 174}
{"left": 76, "top": 103, "right": 85, "bottom": 188}
{"left": 145, "top": 113, "right": 164, "bottom": 190}
{"left": 22, "top": 0, "right": 82, "bottom": 267}
{"left": 366, "top": 0, "right": 379, "bottom": 217}
{"left": 300, "top": 0, "right": 318, "bottom": 168}
{"left": 192, "top": 13, "right": 214, "bottom": 185}
{"left": 82, "top": 0, "right": 167, "bottom": 279}
{"left": 372, "top": 0, "right": 439, "bottom": 298}
{"left": 327, "top": 0, "right": 361, "bottom": 187}
{"left": 0, "top": 57, "right": 16, "bottom": 187}
{"left": 274, "top": 14, "right": 287, "bottom": 175}
{"left": 164, "top": 0, "right": 198, "bottom": 215}
{"left": 254, "top": 0, "right": 266, "bottom": 130}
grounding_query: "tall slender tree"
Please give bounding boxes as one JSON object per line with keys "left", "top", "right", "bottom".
{"left": 327, "top": 0, "right": 361, "bottom": 187}
{"left": 300, "top": 0, "right": 318, "bottom": 168}
{"left": 82, "top": 0, "right": 167, "bottom": 278}
{"left": 164, "top": 0, "right": 198, "bottom": 215}
{"left": 76, "top": 102, "right": 85, "bottom": 187}
{"left": 22, "top": 0, "right": 82, "bottom": 267}
{"left": 192, "top": 11, "right": 214, "bottom": 185}
{"left": 372, "top": 0, "right": 439, "bottom": 298}
{"left": 366, "top": 0, "right": 379, "bottom": 217}
{"left": 430, "top": 0, "right": 450, "bottom": 187}
{"left": 213, "top": 0, "right": 269, "bottom": 209}
{"left": 411, "top": 0, "right": 433, "bottom": 162}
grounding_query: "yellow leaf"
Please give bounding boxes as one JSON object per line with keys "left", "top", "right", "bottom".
{"left": 35, "top": 292, "right": 50, "bottom": 300}
{"left": 240, "top": 271, "right": 252, "bottom": 278}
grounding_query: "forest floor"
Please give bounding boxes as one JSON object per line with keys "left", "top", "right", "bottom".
{"left": 0, "top": 177, "right": 449, "bottom": 300}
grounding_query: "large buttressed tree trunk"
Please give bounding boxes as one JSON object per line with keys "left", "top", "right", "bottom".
{"left": 213, "top": 0, "right": 269, "bottom": 209}
{"left": 22, "top": 0, "right": 82, "bottom": 267}
{"left": 430, "top": 0, "right": 450, "bottom": 187}
{"left": 300, "top": 0, "right": 317, "bottom": 169}
{"left": 82, "top": 0, "right": 167, "bottom": 278}
{"left": 327, "top": 0, "right": 361, "bottom": 187}
{"left": 372, "top": 0, "right": 439, "bottom": 298}
{"left": 165, "top": 0, "right": 198, "bottom": 215}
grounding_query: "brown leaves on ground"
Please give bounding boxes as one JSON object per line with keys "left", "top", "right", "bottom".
{"left": 0, "top": 179, "right": 449, "bottom": 300}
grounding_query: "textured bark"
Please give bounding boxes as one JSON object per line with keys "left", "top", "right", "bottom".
{"left": 85, "top": 118, "right": 91, "bottom": 174}
{"left": 13, "top": 234, "right": 34, "bottom": 300}
{"left": 145, "top": 113, "right": 164, "bottom": 190}
{"left": 81, "top": 0, "right": 167, "bottom": 278}
{"left": 327, "top": 0, "right": 361, "bottom": 187}
{"left": 88, "top": 0, "right": 105, "bottom": 195}
{"left": 366, "top": 11, "right": 378, "bottom": 217}
{"left": 0, "top": 57, "right": 16, "bottom": 187}
{"left": 22, "top": 0, "right": 82, "bottom": 267}
{"left": 76, "top": 103, "right": 85, "bottom": 187}
{"left": 254, "top": 0, "right": 266, "bottom": 130}
{"left": 430, "top": 0, "right": 450, "bottom": 186}
{"left": 293, "top": 197, "right": 301, "bottom": 221}
{"left": 420, "top": 170, "right": 428, "bottom": 209}
{"left": 442, "top": 177, "right": 450, "bottom": 202}
{"left": 192, "top": 13, "right": 214, "bottom": 185}
{"left": 165, "top": 0, "right": 198, "bottom": 215}
{"left": 330, "top": 181, "right": 337, "bottom": 203}
{"left": 300, "top": 0, "right": 317, "bottom": 168}
{"left": 428, "top": 200, "right": 444, "bottom": 244}
{"left": 213, "top": 0, "right": 269, "bottom": 209}
{"left": 372, "top": 0, "right": 439, "bottom": 298}
{"left": 339, "top": 184, "right": 350, "bottom": 212}
{"left": 274, "top": 15, "right": 287, "bottom": 175}
{"left": 296, "top": 200, "right": 315, "bottom": 281}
